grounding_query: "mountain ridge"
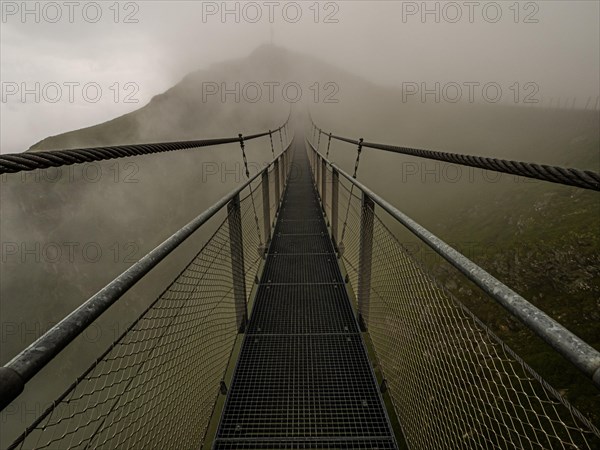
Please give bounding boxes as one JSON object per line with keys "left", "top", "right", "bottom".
{"left": 27, "top": 44, "right": 378, "bottom": 151}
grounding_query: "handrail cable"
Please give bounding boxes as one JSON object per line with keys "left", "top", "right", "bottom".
{"left": 311, "top": 118, "right": 600, "bottom": 191}
{"left": 0, "top": 118, "right": 290, "bottom": 175}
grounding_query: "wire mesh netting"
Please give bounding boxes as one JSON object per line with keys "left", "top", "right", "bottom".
{"left": 240, "top": 178, "right": 265, "bottom": 300}
{"left": 268, "top": 165, "right": 278, "bottom": 229}
{"left": 336, "top": 173, "right": 362, "bottom": 312}
{"left": 8, "top": 152, "right": 289, "bottom": 450}
{"left": 314, "top": 152, "right": 600, "bottom": 450}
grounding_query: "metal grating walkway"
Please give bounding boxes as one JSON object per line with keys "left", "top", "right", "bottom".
{"left": 213, "top": 143, "right": 398, "bottom": 449}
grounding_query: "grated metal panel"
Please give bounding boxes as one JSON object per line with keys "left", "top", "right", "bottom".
{"left": 213, "top": 142, "right": 397, "bottom": 449}
{"left": 277, "top": 190, "right": 322, "bottom": 220}
{"left": 285, "top": 187, "right": 318, "bottom": 195}
{"left": 283, "top": 201, "right": 320, "bottom": 211}
{"left": 278, "top": 207, "right": 321, "bottom": 221}
{"left": 284, "top": 197, "right": 319, "bottom": 204}
{"left": 217, "top": 335, "right": 394, "bottom": 440}
{"left": 248, "top": 284, "right": 358, "bottom": 334}
{"left": 269, "top": 232, "right": 333, "bottom": 254}
{"left": 214, "top": 439, "right": 396, "bottom": 449}
{"left": 261, "top": 254, "right": 342, "bottom": 284}
{"left": 276, "top": 219, "right": 326, "bottom": 235}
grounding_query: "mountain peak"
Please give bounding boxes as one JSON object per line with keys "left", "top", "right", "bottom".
{"left": 26, "top": 44, "right": 363, "bottom": 151}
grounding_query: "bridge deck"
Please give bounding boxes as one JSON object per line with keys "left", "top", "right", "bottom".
{"left": 213, "top": 144, "right": 398, "bottom": 449}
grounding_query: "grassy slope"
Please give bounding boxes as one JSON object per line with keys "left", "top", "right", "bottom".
{"left": 433, "top": 180, "right": 600, "bottom": 424}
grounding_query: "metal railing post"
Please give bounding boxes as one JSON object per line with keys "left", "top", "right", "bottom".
{"left": 274, "top": 159, "right": 281, "bottom": 212}
{"left": 358, "top": 192, "right": 374, "bottom": 331}
{"left": 321, "top": 158, "right": 327, "bottom": 212}
{"left": 331, "top": 168, "right": 339, "bottom": 248}
{"left": 262, "top": 170, "right": 271, "bottom": 246}
{"left": 227, "top": 194, "right": 247, "bottom": 333}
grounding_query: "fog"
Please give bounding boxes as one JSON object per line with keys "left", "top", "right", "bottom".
{"left": 1, "top": 1, "right": 599, "bottom": 446}
{"left": 2, "top": 1, "right": 599, "bottom": 154}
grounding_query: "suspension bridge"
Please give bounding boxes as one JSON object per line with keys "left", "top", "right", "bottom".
{"left": 0, "top": 112, "right": 599, "bottom": 449}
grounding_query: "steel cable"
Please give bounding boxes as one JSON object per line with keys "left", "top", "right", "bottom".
{"left": 311, "top": 121, "right": 600, "bottom": 191}
{"left": 1, "top": 120, "right": 289, "bottom": 175}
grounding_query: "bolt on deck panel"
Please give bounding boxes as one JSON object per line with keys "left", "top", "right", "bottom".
{"left": 213, "top": 144, "right": 397, "bottom": 449}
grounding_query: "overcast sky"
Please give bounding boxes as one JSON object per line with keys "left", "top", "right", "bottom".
{"left": 1, "top": 0, "right": 599, "bottom": 154}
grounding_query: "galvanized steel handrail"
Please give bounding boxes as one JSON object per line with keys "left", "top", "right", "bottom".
{"left": 306, "top": 137, "right": 600, "bottom": 388}
{"left": 0, "top": 135, "right": 294, "bottom": 411}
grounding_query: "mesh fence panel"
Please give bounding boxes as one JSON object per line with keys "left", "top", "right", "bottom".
{"left": 337, "top": 176, "right": 362, "bottom": 311}
{"left": 268, "top": 165, "right": 277, "bottom": 227}
{"left": 240, "top": 179, "right": 265, "bottom": 300}
{"left": 320, "top": 162, "right": 332, "bottom": 220}
{"left": 9, "top": 153, "right": 288, "bottom": 450}
{"left": 312, "top": 148, "right": 600, "bottom": 450}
